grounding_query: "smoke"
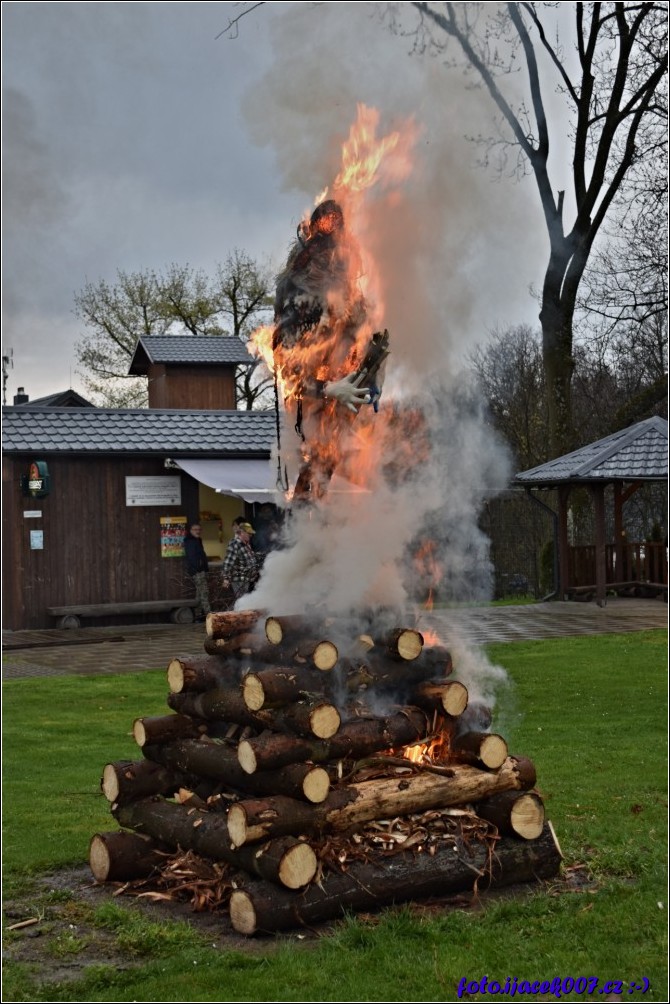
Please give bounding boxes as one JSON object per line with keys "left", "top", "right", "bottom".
{"left": 239, "top": 2, "right": 524, "bottom": 706}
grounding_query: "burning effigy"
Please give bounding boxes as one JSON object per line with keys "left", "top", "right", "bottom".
{"left": 90, "top": 106, "right": 561, "bottom": 933}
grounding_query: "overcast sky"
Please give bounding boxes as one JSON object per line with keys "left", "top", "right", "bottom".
{"left": 2, "top": 1, "right": 549, "bottom": 405}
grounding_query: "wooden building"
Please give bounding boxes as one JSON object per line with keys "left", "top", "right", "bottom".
{"left": 2, "top": 337, "right": 276, "bottom": 630}
{"left": 515, "top": 416, "right": 668, "bottom": 606}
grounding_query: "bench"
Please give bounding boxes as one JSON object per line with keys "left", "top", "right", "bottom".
{"left": 46, "top": 600, "right": 199, "bottom": 629}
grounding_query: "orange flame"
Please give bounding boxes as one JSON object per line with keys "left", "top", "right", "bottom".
{"left": 248, "top": 104, "right": 418, "bottom": 498}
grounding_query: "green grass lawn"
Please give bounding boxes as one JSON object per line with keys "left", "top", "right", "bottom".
{"left": 3, "top": 630, "right": 667, "bottom": 1002}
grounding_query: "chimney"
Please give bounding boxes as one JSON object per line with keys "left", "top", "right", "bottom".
{"left": 13, "top": 387, "right": 29, "bottom": 405}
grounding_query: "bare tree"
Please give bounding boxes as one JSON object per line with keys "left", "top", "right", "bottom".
{"left": 410, "top": 2, "right": 668, "bottom": 456}
{"left": 74, "top": 251, "right": 272, "bottom": 408}
{"left": 469, "top": 324, "right": 549, "bottom": 470}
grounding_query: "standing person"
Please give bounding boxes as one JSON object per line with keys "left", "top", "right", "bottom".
{"left": 221, "top": 522, "right": 260, "bottom": 600}
{"left": 183, "top": 523, "right": 210, "bottom": 622}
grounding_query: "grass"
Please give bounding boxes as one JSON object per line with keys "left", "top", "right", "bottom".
{"left": 2, "top": 630, "right": 668, "bottom": 1001}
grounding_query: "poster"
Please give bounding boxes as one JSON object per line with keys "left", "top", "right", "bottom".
{"left": 160, "top": 516, "right": 187, "bottom": 558}
{"left": 30, "top": 530, "right": 44, "bottom": 550}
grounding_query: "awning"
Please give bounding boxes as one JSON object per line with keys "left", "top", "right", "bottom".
{"left": 175, "top": 459, "right": 277, "bottom": 504}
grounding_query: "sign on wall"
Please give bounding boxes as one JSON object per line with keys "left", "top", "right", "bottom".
{"left": 125, "top": 476, "right": 181, "bottom": 507}
{"left": 21, "top": 461, "right": 51, "bottom": 499}
{"left": 160, "top": 516, "right": 187, "bottom": 558}
{"left": 30, "top": 530, "right": 44, "bottom": 550}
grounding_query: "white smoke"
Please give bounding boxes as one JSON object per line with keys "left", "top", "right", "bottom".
{"left": 238, "top": 2, "right": 526, "bottom": 705}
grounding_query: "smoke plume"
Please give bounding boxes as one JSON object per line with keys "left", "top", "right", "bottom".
{"left": 240, "top": 3, "right": 519, "bottom": 705}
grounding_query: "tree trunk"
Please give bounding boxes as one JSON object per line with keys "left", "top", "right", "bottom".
{"left": 451, "top": 731, "right": 509, "bottom": 770}
{"left": 379, "top": 628, "right": 424, "bottom": 661}
{"left": 133, "top": 714, "right": 204, "bottom": 748}
{"left": 167, "top": 654, "right": 242, "bottom": 694}
{"left": 89, "top": 830, "right": 165, "bottom": 883}
{"left": 242, "top": 666, "right": 325, "bottom": 710}
{"left": 112, "top": 798, "right": 317, "bottom": 889}
{"left": 227, "top": 756, "right": 536, "bottom": 846}
{"left": 142, "top": 740, "right": 330, "bottom": 803}
{"left": 475, "top": 791, "right": 545, "bottom": 840}
{"left": 237, "top": 708, "right": 430, "bottom": 774}
{"left": 101, "top": 759, "right": 197, "bottom": 804}
{"left": 167, "top": 689, "right": 341, "bottom": 740}
{"left": 540, "top": 279, "right": 575, "bottom": 457}
{"left": 206, "top": 610, "right": 264, "bottom": 640}
{"left": 229, "top": 822, "right": 561, "bottom": 934}
{"left": 410, "top": 681, "right": 468, "bottom": 717}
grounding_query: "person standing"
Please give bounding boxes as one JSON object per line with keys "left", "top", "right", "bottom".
{"left": 221, "top": 522, "right": 260, "bottom": 599}
{"left": 183, "top": 523, "right": 210, "bottom": 622}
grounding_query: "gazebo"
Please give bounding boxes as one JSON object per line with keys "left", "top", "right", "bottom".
{"left": 515, "top": 416, "right": 668, "bottom": 606}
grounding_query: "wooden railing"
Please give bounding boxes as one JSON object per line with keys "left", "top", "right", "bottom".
{"left": 569, "top": 542, "right": 668, "bottom": 589}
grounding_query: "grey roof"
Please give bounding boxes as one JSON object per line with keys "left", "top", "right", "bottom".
{"left": 19, "top": 389, "right": 96, "bottom": 408}
{"left": 2, "top": 406, "right": 274, "bottom": 457}
{"left": 129, "top": 335, "right": 253, "bottom": 374}
{"left": 515, "top": 416, "right": 668, "bottom": 486}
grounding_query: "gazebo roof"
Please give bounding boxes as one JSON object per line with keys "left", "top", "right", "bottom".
{"left": 515, "top": 416, "right": 668, "bottom": 487}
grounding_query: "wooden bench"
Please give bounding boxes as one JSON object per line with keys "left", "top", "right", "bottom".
{"left": 47, "top": 600, "right": 199, "bottom": 630}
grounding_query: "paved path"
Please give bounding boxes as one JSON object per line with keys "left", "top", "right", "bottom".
{"left": 2, "top": 599, "right": 666, "bottom": 680}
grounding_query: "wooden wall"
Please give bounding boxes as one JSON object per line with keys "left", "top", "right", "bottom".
{"left": 147, "top": 365, "right": 237, "bottom": 410}
{"left": 2, "top": 454, "right": 199, "bottom": 629}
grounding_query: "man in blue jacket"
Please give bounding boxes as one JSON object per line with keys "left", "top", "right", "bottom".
{"left": 184, "top": 523, "right": 210, "bottom": 622}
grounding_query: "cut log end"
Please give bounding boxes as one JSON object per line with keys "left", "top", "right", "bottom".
{"left": 276, "top": 842, "right": 318, "bottom": 889}
{"left": 310, "top": 704, "right": 341, "bottom": 739}
{"left": 313, "top": 641, "right": 338, "bottom": 671}
{"left": 302, "top": 766, "right": 330, "bottom": 804}
{"left": 238, "top": 739, "right": 258, "bottom": 775}
{"left": 227, "top": 804, "right": 249, "bottom": 848}
{"left": 89, "top": 835, "right": 113, "bottom": 882}
{"left": 396, "top": 629, "right": 423, "bottom": 661}
{"left": 442, "top": 681, "right": 468, "bottom": 717}
{"left": 265, "top": 617, "right": 284, "bottom": 645}
{"left": 101, "top": 764, "right": 121, "bottom": 803}
{"left": 230, "top": 890, "right": 257, "bottom": 936}
{"left": 133, "top": 720, "right": 148, "bottom": 747}
{"left": 167, "top": 659, "right": 185, "bottom": 694}
{"left": 479, "top": 734, "right": 509, "bottom": 770}
{"left": 242, "top": 674, "right": 265, "bottom": 712}
{"left": 510, "top": 793, "right": 545, "bottom": 840}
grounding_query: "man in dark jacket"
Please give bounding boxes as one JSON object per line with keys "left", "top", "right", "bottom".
{"left": 184, "top": 523, "right": 210, "bottom": 621}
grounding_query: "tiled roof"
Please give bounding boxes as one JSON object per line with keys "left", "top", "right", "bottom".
{"left": 515, "top": 416, "right": 668, "bottom": 485}
{"left": 2, "top": 406, "right": 274, "bottom": 456}
{"left": 129, "top": 335, "right": 253, "bottom": 373}
{"left": 19, "top": 389, "right": 96, "bottom": 408}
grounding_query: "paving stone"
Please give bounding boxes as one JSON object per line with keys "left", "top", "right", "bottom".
{"left": 2, "top": 600, "right": 666, "bottom": 681}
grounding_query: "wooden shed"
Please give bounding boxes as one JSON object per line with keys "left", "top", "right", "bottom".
{"left": 2, "top": 405, "right": 274, "bottom": 629}
{"left": 515, "top": 416, "right": 668, "bottom": 606}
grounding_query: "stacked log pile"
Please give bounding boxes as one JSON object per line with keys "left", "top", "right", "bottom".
{"left": 90, "top": 609, "right": 561, "bottom": 935}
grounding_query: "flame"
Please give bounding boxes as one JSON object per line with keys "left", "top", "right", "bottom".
{"left": 248, "top": 103, "right": 418, "bottom": 500}
{"left": 413, "top": 539, "right": 443, "bottom": 606}
{"left": 403, "top": 730, "right": 451, "bottom": 765}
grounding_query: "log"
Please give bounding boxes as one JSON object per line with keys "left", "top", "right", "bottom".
{"left": 113, "top": 798, "right": 317, "bottom": 889}
{"left": 143, "top": 740, "right": 330, "bottom": 803}
{"left": 167, "top": 690, "right": 341, "bottom": 740}
{"left": 265, "top": 615, "right": 316, "bottom": 645}
{"left": 89, "top": 830, "right": 165, "bottom": 883}
{"left": 344, "top": 652, "right": 439, "bottom": 694}
{"left": 380, "top": 628, "right": 424, "bottom": 661}
{"left": 410, "top": 681, "right": 468, "bottom": 717}
{"left": 293, "top": 639, "right": 339, "bottom": 671}
{"left": 451, "top": 731, "right": 508, "bottom": 770}
{"left": 238, "top": 708, "right": 430, "bottom": 774}
{"left": 227, "top": 756, "right": 537, "bottom": 847}
{"left": 475, "top": 791, "right": 545, "bottom": 840}
{"left": 242, "top": 666, "right": 323, "bottom": 710}
{"left": 166, "top": 654, "right": 240, "bottom": 694}
{"left": 206, "top": 610, "right": 264, "bottom": 640}
{"left": 133, "top": 714, "right": 203, "bottom": 748}
{"left": 101, "top": 759, "right": 197, "bottom": 804}
{"left": 415, "top": 645, "right": 453, "bottom": 674}
{"left": 229, "top": 822, "right": 562, "bottom": 934}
